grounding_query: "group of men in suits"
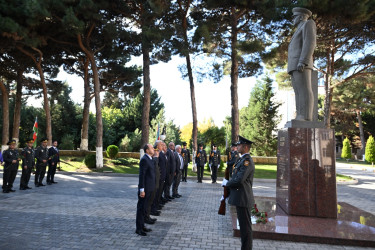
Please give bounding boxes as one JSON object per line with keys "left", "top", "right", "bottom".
{"left": 1, "top": 138, "right": 60, "bottom": 193}
{"left": 136, "top": 140, "right": 188, "bottom": 236}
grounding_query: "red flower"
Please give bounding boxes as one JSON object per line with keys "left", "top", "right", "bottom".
{"left": 256, "top": 208, "right": 259, "bottom": 213}
{"left": 254, "top": 204, "right": 257, "bottom": 208}
{"left": 265, "top": 212, "right": 268, "bottom": 217}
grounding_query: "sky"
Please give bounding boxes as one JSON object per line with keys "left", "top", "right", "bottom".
{"left": 33, "top": 55, "right": 259, "bottom": 129}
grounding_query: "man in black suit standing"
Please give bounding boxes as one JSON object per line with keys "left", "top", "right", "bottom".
{"left": 34, "top": 139, "right": 49, "bottom": 187}
{"left": 47, "top": 140, "right": 60, "bottom": 185}
{"left": 135, "top": 144, "right": 156, "bottom": 236}
{"left": 172, "top": 145, "right": 183, "bottom": 198}
{"left": 165, "top": 142, "right": 177, "bottom": 200}
{"left": 224, "top": 136, "right": 255, "bottom": 250}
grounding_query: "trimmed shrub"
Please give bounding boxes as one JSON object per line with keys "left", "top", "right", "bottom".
{"left": 106, "top": 145, "right": 119, "bottom": 159}
{"left": 84, "top": 154, "right": 96, "bottom": 169}
{"left": 341, "top": 137, "right": 352, "bottom": 161}
{"left": 365, "top": 135, "right": 375, "bottom": 166}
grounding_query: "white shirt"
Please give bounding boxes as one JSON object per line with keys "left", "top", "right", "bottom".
{"left": 178, "top": 154, "right": 184, "bottom": 170}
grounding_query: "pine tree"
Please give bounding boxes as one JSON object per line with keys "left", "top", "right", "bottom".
{"left": 341, "top": 137, "right": 352, "bottom": 161}
{"left": 365, "top": 136, "right": 375, "bottom": 166}
{"left": 239, "top": 76, "right": 281, "bottom": 156}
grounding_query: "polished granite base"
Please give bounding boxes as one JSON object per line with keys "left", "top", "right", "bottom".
{"left": 230, "top": 197, "right": 375, "bottom": 247}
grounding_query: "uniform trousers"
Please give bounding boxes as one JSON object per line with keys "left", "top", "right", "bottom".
{"left": 2, "top": 167, "right": 18, "bottom": 191}
{"left": 20, "top": 166, "right": 33, "bottom": 188}
{"left": 47, "top": 163, "right": 57, "bottom": 183}
{"left": 211, "top": 165, "right": 218, "bottom": 183}
{"left": 236, "top": 206, "right": 253, "bottom": 250}
{"left": 197, "top": 165, "right": 204, "bottom": 182}
{"left": 181, "top": 165, "right": 188, "bottom": 181}
{"left": 35, "top": 165, "right": 47, "bottom": 185}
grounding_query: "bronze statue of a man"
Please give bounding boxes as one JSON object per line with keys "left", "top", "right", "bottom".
{"left": 287, "top": 7, "right": 316, "bottom": 121}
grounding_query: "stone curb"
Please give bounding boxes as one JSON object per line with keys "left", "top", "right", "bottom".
{"left": 337, "top": 178, "right": 358, "bottom": 185}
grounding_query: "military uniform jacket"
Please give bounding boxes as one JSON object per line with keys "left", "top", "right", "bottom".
{"left": 22, "top": 147, "right": 35, "bottom": 168}
{"left": 209, "top": 150, "right": 221, "bottom": 167}
{"left": 181, "top": 148, "right": 190, "bottom": 166}
{"left": 195, "top": 150, "right": 207, "bottom": 167}
{"left": 226, "top": 154, "right": 255, "bottom": 208}
{"left": 35, "top": 146, "right": 49, "bottom": 167}
{"left": 3, "top": 149, "right": 19, "bottom": 171}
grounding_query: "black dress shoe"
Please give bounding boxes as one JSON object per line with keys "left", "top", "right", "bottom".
{"left": 168, "top": 196, "right": 174, "bottom": 199}
{"left": 20, "top": 187, "right": 26, "bottom": 190}
{"left": 39, "top": 183, "right": 45, "bottom": 186}
{"left": 172, "top": 194, "right": 178, "bottom": 198}
{"left": 52, "top": 181, "right": 58, "bottom": 184}
{"left": 2, "top": 190, "right": 9, "bottom": 193}
{"left": 143, "top": 227, "right": 152, "bottom": 232}
{"left": 151, "top": 211, "right": 160, "bottom": 216}
{"left": 35, "top": 184, "right": 40, "bottom": 187}
{"left": 9, "top": 189, "right": 16, "bottom": 192}
{"left": 176, "top": 194, "right": 182, "bottom": 198}
{"left": 135, "top": 230, "right": 147, "bottom": 236}
{"left": 144, "top": 219, "right": 155, "bottom": 225}
{"left": 26, "top": 186, "right": 32, "bottom": 189}
{"left": 149, "top": 217, "right": 157, "bottom": 222}
{"left": 47, "top": 182, "right": 52, "bottom": 185}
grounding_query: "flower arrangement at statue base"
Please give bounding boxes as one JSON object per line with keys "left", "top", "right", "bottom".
{"left": 251, "top": 204, "right": 268, "bottom": 224}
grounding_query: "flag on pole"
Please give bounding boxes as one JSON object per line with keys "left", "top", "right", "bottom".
{"left": 32, "top": 117, "right": 38, "bottom": 148}
{"left": 156, "top": 122, "right": 160, "bottom": 141}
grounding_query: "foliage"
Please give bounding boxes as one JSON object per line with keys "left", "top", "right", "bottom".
{"left": 180, "top": 123, "right": 193, "bottom": 149}
{"left": 59, "top": 134, "right": 75, "bottom": 150}
{"left": 84, "top": 154, "right": 96, "bottom": 169}
{"left": 119, "top": 135, "right": 131, "bottom": 152}
{"left": 106, "top": 145, "right": 119, "bottom": 159}
{"left": 240, "top": 76, "right": 281, "bottom": 156}
{"left": 341, "top": 137, "right": 352, "bottom": 160}
{"left": 365, "top": 136, "right": 375, "bottom": 165}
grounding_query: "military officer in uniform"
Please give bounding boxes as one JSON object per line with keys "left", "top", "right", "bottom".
{"left": 47, "top": 140, "right": 60, "bottom": 184}
{"left": 209, "top": 144, "right": 221, "bottom": 183}
{"left": 195, "top": 144, "right": 207, "bottom": 183}
{"left": 2, "top": 140, "right": 20, "bottom": 193}
{"left": 181, "top": 142, "right": 190, "bottom": 182}
{"left": 20, "top": 139, "right": 35, "bottom": 190}
{"left": 35, "top": 138, "right": 49, "bottom": 187}
{"left": 227, "top": 143, "right": 239, "bottom": 178}
{"left": 224, "top": 136, "right": 255, "bottom": 250}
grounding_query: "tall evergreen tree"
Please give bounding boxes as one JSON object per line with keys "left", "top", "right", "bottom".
{"left": 239, "top": 77, "right": 280, "bottom": 156}
{"left": 365, "top": 135, "right": 375, "bottom": 166}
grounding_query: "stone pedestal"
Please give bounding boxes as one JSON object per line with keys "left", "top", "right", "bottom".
{"left": 276, "top": 128, "right": 337, "bottom": 218}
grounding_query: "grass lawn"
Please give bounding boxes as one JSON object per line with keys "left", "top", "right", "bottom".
{"left": 336, "top": 158, "right": 374, "bottom": 167}
{"left": 54, "top": 157, "right": 353, "bottom": 182}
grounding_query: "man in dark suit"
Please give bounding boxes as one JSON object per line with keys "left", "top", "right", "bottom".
{"left": 227, "top": 143, "right": 239, "bottom": 178}
{"left": 158, "top": 142, "right": 168, "bottom": 205}
{"left": 225, "top": 136, "right": 255, "bottom": 250}
{"left": 209, "top": 144, "right": 221, "bottom": 183}
{"left": 135, "top": 144, "right": 156, "bottom": 236}
{"left": 150, "top": 141, "right": 163, "bottom": 216}
{"left": 195, "top": 144, "right": 207, "bottom": 183}
{"left": 181, "top": 142, "right": 190, "bottom": 182}
{"left": 47, "top": 140, "right": 60, "bottom": 185}
{"left": 34, "top": 139, "right": 49, "bottom": 187}
{"left": 172, "top": 145, "right": 183, "bottom": 198}
{"left": 165, "top": 142, "right": 176, "bottom": 200}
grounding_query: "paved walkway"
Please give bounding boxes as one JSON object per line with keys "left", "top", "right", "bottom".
{"left": 0, "top": 165, "right": 374, "bottom": 250}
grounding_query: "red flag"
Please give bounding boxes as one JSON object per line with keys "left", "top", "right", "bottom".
{"left": 32, "top": 117, "right": 38, "bottom": 147}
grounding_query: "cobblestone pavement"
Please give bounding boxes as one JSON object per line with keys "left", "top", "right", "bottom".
{"left": 0, "top": 167, "right": 374, "bottom": 250}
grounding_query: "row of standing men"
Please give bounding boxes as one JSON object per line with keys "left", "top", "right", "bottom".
{"left": 135, "top": 140, "right": 191, "bottom": 236}
{"left": 1, "top": 138, "right": 60, "bottom": 193}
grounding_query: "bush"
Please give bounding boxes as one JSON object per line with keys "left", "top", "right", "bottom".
{"left": 59, "top": 134, "right": 75, "bottom": 150}
{"left": 120, "top": 135, "right": 131, "bottom": 152}
{"left": 84, "top": 154, "right": 96, "bottom": 168}
{"left": 341, "top": 137, "right": 352, "bottom": 160}
{"left": 106, "top": 145, "right": 119, "bottom": 159}
{"left": 365, "top": 135, "right": 375, "bottom": 166}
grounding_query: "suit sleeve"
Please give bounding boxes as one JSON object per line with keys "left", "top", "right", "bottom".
{"left": 174, "top": 152, "right": 180, "bottom": 173}
{"left": 138, "top": 158, "right": 148, "bottom": 191}
{"left": 300, "top": 20, "right": 316, "bottom": 65}
{"left": 226, "top": 160, "right": 253, "bottom": 188}
{"left": 3, "top": 151, "right": 12, "bottom": 164}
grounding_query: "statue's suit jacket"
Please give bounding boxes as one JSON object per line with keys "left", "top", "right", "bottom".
{"left": 227, "top": 154, "right": 255, "bottom": 208}
{"left": 287, "top": 19, "right": 316, "bottom": 74}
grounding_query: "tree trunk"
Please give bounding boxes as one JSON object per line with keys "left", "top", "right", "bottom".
{"left": 180, "top": 4, "right": 198, "bottom": 153}
{"left": 0, "top": 81, "right": 10, "bottom": 152}
{"left": 141, "top": 38, "right": 151, "bottom": 147}
{"left": 323, "top": 44, "right": 335, "bottom": 128}
{"left": 356, "top": 109, "right": 366, "bottom": 156}
{"left": 80, "top": 59, "right": 90, "bottom": 151}
{"left": 230, "top": 8, "right": 239, "bottom": 143}
{"left": 12, "top": 69, "right": 23, "bottom": 145}
{"left": 16, "top": 46, "right": 52, "bottom": 146}
{"left": 77, "top": 34, "right": 103, "bottom": 168}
